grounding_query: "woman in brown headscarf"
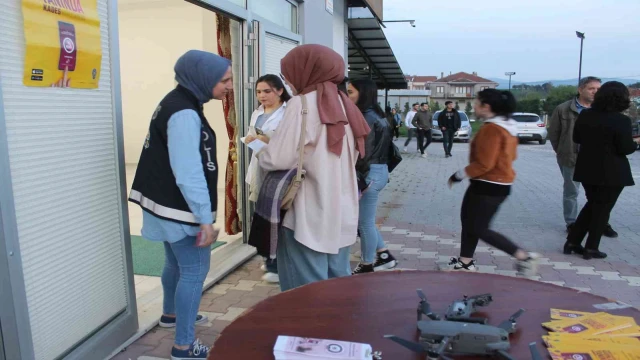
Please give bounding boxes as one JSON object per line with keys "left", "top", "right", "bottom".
{"left": 257, "top": 44, "right": 371, "bottom": 291}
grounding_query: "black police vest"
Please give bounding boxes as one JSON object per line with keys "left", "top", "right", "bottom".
{"left": 129, "top": 86, "right": 218, "bottom": 226}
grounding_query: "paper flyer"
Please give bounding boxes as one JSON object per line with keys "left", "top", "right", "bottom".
{"left": 273, "top": 336, "right": 373, "bottom": 360}
{"left": 542, "top": 312, "right": 636, "bottom": 336}
{"left": 21, "top": 0, "right": 102, "bottom": 88}
{"left": 550, "top": 308, "right": 594, "bottom": 320}
{"left": 548, "top": 346, "right": 640, "bottom": 360}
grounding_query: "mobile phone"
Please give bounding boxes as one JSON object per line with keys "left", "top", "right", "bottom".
{"left": 58, "top": 21, "right": 77, "bottom": 71}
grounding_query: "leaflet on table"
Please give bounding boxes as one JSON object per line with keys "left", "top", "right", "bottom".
{"left": 240, "top": 137, "right": 267, "bottom": 153}
{"left": 550, "top": 308, "right": 594, "bottom": 320}
{"left": 273, "top": 336, "right": 373, "bottom": 360}
{"left": 542, "top": 312, "right": 636, "bottom": 336}
{"left": 547, "top": 345, "right": 640, "bottom": 360}
{"left": 543, "top": 334, "right": 640, "bottom": 350}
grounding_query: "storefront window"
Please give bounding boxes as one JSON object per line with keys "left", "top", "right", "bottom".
{"left": 250, "top": 0, "right": 298, "bottom": 33}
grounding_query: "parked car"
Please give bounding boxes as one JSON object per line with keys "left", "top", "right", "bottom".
{"left": 511, "top": 112, "right": 547, "bottom": 145}
{"left": 431, "top": 110, "right": 472, "bottom": 143}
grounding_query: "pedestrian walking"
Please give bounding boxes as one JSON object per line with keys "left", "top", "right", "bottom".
{"left": 447, "top": 89, "right": 539, "bottom": 276}
{"left": 128, "top": 50, "right": 233, "bottom": 360}
{"left": 389, "top": 108, "right": 402, "bottom": 140}
{"left": 412, "top": 102, "right": 433, "bottom": 158}
{"left": 564, "top": 82, "right": 640, "bottom": 260}
{"left": 346, "top": 78, "right": 398, "bottom": 274}
{"left": 245, "top": 74, "right": 292, "bottom": 284}
{"left": 548, "top": 76, "right": 619, "bottom": 238}
{"left": 438, "top": 101, "right": 461, "bottom": 157}
{"left": 257, "top": 44, "right": 370, "bottom": 291}
{"left": 403, "top": 103, "right": 419, "bottom": 153}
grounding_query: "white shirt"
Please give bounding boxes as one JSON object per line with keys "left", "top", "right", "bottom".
{"left": 245, "top": 102, "right": 287, "bottom": 202}
{"left": 257, "top": 91, "right": 359, "bottom": 254}
{"left": 405, "top": 110, "right": 417, "bottom": 129}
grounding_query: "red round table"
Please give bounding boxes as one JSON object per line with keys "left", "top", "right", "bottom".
{"left": 208, "top": 271, "right": 640, "bottom": 359}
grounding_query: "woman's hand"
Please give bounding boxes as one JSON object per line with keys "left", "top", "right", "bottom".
{"left": 256, "top": 134, "right": 270, "bottom": 144}
{"left": 245, "top": 135, "right": 256, "bottom": 143}
{"left": 447, "top": 172, "right": 463, "bottom": 189}
{"left": 197, "top": 224, "right": 219, "bottom": 247}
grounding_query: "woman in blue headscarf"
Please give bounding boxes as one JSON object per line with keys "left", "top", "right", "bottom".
{"left": 128, "top": 50, "right": 233, "bottom": 360}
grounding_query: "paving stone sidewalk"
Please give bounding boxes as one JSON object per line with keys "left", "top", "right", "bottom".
{"left": 113, "top": 140, "right": 640, "bottom": 360}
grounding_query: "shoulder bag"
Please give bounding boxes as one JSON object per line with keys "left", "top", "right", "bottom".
{"left": 280, "top": 94, "right": 308, "bottom": 210}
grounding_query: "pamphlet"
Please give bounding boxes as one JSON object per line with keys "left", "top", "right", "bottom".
{"left": 547, "top": 345, "right": 640, "bottom": 360}
{"left": 273, "top": 336, "right": 373, "bottom": 360}
{"left": 550, "top": 308, "right": 593, "bottom": 320}
{"left": 543, "top": 333, "right": 640, "bottom": 348}
{"left": 240, "top": 136, "right": 267, "bottom": 153}
{"left": 542, "top": 312, "right": 636, "bottom": 336}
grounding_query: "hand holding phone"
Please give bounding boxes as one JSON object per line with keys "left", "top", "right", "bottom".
{"left": 196, "top": 224, "right": 219, "bottom": 247}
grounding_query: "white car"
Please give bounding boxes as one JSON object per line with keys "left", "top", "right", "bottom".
{"left": 512, "top": 112, "right": 547, "bottom": 145}
{"left": 431, "top": 110, "right": 472, "bottom": 143}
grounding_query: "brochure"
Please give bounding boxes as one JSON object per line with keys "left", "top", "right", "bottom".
{"left": 273, "top": 336, "right": 374, "bottom": 360}
{"left": 550, "top": 308, "right": 593, "bottom": 320}
{"left": 542, "top": 312, "right": 636, "bottom": 336}
{"left": 240, "top": 136, "right": 267, "bottom": 153}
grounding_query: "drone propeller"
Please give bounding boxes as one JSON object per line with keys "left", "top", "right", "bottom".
{"left": 384, "top": 335, "right": 427, "bottom": 354}
{"left": 529, "top": 342, "right": 543, "bottom": 360}
{"left": 498, "top": 308, "right": 525, "bottom": 333}
{"left": 416, "top": 289, "right": 439, "bottom": 321}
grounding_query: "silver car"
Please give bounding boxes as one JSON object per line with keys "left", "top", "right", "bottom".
{"left": 431, "top": 110, "right": 473, "bottom": 143}
{"left": 512, "top": 112, "right": 548, "bottom": 145}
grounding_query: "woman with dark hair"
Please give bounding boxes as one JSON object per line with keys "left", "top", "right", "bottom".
{"left": 447, "top": 89, "right": 539, "bottom": 275}
{"left": 347, "top": 79, "right": 398, "bottom": 274}
{"left": 245, "top": 74, "right": 291, "bottom": 283}
{"left": 564, "top": 81, "right": 640, "bottom": 260}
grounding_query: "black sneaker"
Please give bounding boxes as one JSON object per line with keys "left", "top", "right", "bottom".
{"left": 159, "top": 314, "right": 208, "bottom": 328}
{"left": 603, "top": 224, "right": 618, "bottom": 238}
{"left": 352, "top": 263, "right": 374, "bottom": 275}
{"left": 171, "top": 338, "right": 210, "bottom": 360}
{"left": 373, "top": 250, "right": 398, "bottom": 271}
{"left": 447, "top": 257, "right": 478, "bottom": 271}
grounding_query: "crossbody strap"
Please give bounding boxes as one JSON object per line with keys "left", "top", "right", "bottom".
{"left": 295, "top": 94, "right": 308, "bottom": 181}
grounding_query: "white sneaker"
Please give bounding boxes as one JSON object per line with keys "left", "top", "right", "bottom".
{"left": 516, "top": 252, "right": 540, "bottom": 277}
{"left": 261, "top": 272, "right": 280, "bottom": 283}
{"left": 260, "top": 264, "right": 267, "bottom": 272}
{"left": 447, "top": 257, "right": 478, "bottom": 272}
{"left": 402, "top": 147, "right": 408, "bottom": 153}
{"left": 421, "top": 154, "right": 427, "bottom": 158}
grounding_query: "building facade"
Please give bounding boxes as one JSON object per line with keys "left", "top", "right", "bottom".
{"left": 430, "top": 72, "right": 498, "bottom": 110}
{"left": 405, "top": 75, "right": 437, "bottom": 90}
{"left": 0, "top": 1, "right": 403, "bottom": 359}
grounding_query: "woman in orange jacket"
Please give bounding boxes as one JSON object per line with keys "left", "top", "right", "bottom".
{"left": 447, "top": 89, "right": 540, "bottom": 276}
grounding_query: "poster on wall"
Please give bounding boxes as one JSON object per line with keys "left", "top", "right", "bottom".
{"left": 21, "top": 0, "right": 102, "bottom": 88}
{"left": 325, "top": 0, "right": 333, "bottom": 15}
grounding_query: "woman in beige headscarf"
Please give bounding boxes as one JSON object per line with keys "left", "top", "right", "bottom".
{"left": 257, "top": 44, "right": 370, "bottom": 291}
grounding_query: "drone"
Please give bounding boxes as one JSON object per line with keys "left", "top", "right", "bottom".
{"left": 386, "top": 289, "right": 525, "bottom": 360}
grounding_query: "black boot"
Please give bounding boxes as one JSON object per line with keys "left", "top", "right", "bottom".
{"left": 583, "top": 249, "right": 607, "bottom": 260}
{"left": 563, "top": 242, "right": 584, "bottom": 255}
{"left": 603, "top": 224, "right": 618, "bottom": 238}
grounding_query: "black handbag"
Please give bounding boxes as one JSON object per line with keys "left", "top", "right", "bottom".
{"left": 387, "top": 142, "right": 403, "bottom": 173}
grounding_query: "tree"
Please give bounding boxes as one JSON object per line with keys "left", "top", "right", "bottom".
{"left": 517, "top": 98, "right": 542, "bottom": 115}
{"left": 628, "top": 102, "right": 638, "bottom": 121}
{"left": 464, "top": 101, "right": 473, "bottom": 114}
{"left": 628, "top": 82, "right": 640, "bottom": 89}
{"left": 542, "top": 85, "right": 577, "bottom": 114}
{"left": 403, "top": 102, "right": 410, "bottom": 115}
{"left": 455, "top": 101, "right": 460, "bottom": 110}
{"left": 432, "top": 101, "right": 441, "bottom": 112}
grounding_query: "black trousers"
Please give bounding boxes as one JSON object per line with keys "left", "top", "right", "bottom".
{"left": 416, "top": 129, "right": 432, "bottom": 154}
{"left": 567, "top": 184, "right": 623, "bottom": 250}
{"left": 442, "top": 128, "right": 455, "bottom": 155}
{"left": 404, "top": 128, "right": 417, "bottom": 149}
{"left": 460, "top": 185, "right": 519, "bottom": 258}
{"left": 393, "top": 126, "right": 400, "bottom": 139}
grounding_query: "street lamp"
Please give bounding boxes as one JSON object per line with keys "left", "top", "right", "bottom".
{"left": 381, "top": 20, "right": 416, "bottom": 28}
{"left": 576, "top": 31, "right": 585, "bottom": 83}
{"left": 505, "top": 72, "right": 516, "bottom": 91}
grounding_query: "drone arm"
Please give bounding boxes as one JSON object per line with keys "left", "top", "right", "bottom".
{"left": 498, "top": 308, "right": 525, "bottom": 333}
{"left": 529, "top": 342, "right": 543, "bottom": 360}
{"left": 495, "top": 349, "right": 516, "bottom": 360}
{"left": 384, "top": 335, "right": 427, "bottom": 354}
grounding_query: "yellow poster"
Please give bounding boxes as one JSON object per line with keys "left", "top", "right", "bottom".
{"left": 22, "top": 0, "right": 102, "bottom": 88}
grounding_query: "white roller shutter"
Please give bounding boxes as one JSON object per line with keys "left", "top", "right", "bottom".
{"left": 0, "top": 1, "right": 129, "bottom": 359}
{"left": 264, "top": 33, "right": 297, "bottom": 77}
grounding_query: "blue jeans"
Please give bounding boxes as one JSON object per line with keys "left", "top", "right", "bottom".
{"left": 359, "top": 164, "right": 389, "bottom": 263}
{"left": 162, "top": 236, "right": 211, "bottom": 346}
{"left": 442, "top": 128, "right": 455, "bottom": 155}
{"left": 557, "top": 160, "right": 580, "bottom": 224}
{"left": 277, "top": 227, "right": 351, "bottom": 292}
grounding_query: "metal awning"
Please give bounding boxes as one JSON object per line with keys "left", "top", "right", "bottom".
{"left": 347, "top": 17, "right": 407, "bottom": 90}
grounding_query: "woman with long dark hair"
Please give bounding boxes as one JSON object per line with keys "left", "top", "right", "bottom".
{"left": 245, "top": 74, "right": 292, "bottom": 283}
{"left": 447, "top": 89, "right": 539, "bottom": 275}
{"left": 347, "top": 79, "right": 398, "bottom": 274}
{"left": 564, "top": 81, "right": 639, "bottom": 260}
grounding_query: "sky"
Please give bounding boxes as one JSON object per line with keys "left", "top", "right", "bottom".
{"left": 381, "top": 0, "right": 640, "bottom": 82}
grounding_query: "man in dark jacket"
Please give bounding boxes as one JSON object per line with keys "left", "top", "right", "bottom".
{"left": 548, "top": 76, "right": 618, "bottom": 238}
{"left": 438, "top": 101, "right": 461, "bottom": 157}
{"left": 412, "top": 102, "right": 433, "bottom": 158}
